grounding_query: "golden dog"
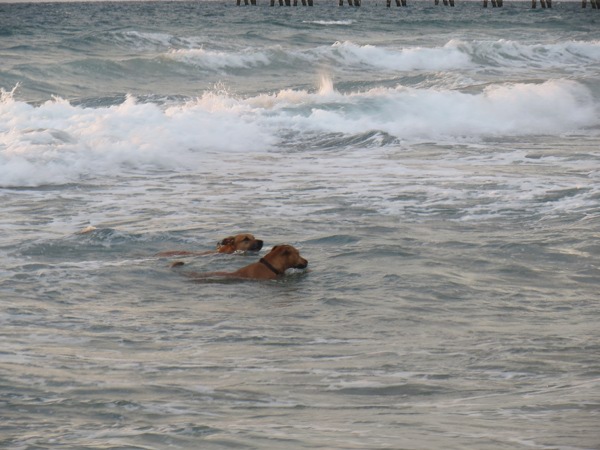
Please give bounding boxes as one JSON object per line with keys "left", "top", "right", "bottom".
{"left": 184, "top": 244, "right": 308, "bottom": 280}
{"left": 157, "top": 233, "right": 263, "bottom": 257}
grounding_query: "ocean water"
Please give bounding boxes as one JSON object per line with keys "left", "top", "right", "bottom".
{"left": 1, "top": 1, "right": 600, "bottom": 449}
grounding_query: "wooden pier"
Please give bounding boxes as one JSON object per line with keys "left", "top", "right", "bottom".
{"left": 236, "top": 0, "right": 599, "bottom": 8}
{"left": 582, "top": 0, "right": 599, "bottom": 7}
{"left": 236, "top": 0, "right": 314, "bottom": 4}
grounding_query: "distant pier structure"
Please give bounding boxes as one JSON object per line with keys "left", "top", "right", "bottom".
{"left": 529, "top": 0, "right": 550, "bottom": 7}
{"left": 581, "top": 0, "right": 599, "bottom": 7}
{"left": 237, "top": 0, "right": 599, "bottom": 7}
{"left": 236, "top": 0, "right": 314, "bottom": 4}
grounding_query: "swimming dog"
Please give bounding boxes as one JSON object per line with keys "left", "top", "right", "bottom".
{"left": 157, "top": 233, "right": 263, "bottom": 257}
{"left": 184, "top": 244, "right": 308, "bottom": 280}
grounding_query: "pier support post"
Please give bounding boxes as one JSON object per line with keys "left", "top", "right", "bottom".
{"left": 401, "top": 0, "right": 407, "bottom": 5}
{"left": 396, "top": 0, "right": 401, "bottom": 5}
{"left": 449, "top": 0, "right": 454, "bottom": 5}
{"left": 483, "top": 0, "right": 488, "bottom": 6}
{"left": 592, "top": 0, "right": 598, "bottom": 8}
{"left": 308, "top": 0, "right": 313, "bottom": 5}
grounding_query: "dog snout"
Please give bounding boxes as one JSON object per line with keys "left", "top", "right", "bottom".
{"left": 251, "top": 240, "right": 264, "bottom": 251}
{"left": 295, "top": 258, "right": 308, "bottom": 270}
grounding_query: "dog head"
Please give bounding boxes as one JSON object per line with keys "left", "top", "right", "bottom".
{"left": 217, "top": 233, "right": 264, "bottom": 253}
{"left": 266, "top": 244, "right": 308, "bottom": 271}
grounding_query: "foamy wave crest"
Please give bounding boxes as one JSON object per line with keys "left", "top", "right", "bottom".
{"left": 116, "top": 36, "right": 600, "bottom": 77}
{"left": 1, "top": 79, "right": 597, "bottom": 187}
{"left": 303, "top": 20, "right": 354, "bottom": 26}
{"left": 321, "top": 41, "right": 472, "bottom": 71}
{"left": 165, "top": 41, "right": 471, "bottom": 73}
{"left": 201, "top": 77, "right": 597, "bottom": 144}
{"left": 239, "top": 78, "right": 597, "bottom": 141}
{"left": 453, "top": 39, "right": 600, "bottom": 69}
{"left": 312, "top": 39, "right": 600, "bottom": 74}
{"left": 166, "top": 47, "right": 270, "bottom": 71}
{"left": 0, "top": 90, "right": 274, "bottom": 187}
{"left": 112, "top": 31, "right": 176, "bottom": 50}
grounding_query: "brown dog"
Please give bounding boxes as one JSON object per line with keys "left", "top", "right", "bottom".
{"left": 185, "top": 244, "right": 308, "bottom": 281}
{"left": 157, "top": 233, "right": 263, "bottom": 257}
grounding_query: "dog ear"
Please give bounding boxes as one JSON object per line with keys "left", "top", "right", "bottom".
{"left": 271, "top": 245, "right": 290, "bottom": 256}
{"left": 218, "top": 237, "right": 235, "bottom": 248}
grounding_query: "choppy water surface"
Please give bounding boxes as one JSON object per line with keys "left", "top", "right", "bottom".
{"left": 1, "top": 1, "right": 599, "bottom": 449}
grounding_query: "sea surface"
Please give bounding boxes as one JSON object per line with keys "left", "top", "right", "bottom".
{"left": 1, "top": 1, "right": 599, "bottom": 449}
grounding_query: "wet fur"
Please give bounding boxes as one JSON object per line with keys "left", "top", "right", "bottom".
{"left": 184, "top": 244, "right": 308, "bottom": 281}
{"left": 156, "top": 233, "right": 263, "bottom": 257}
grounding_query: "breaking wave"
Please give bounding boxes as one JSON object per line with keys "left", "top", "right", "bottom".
{"left": 1, "top": 77, "right": 597, "bottom": 187}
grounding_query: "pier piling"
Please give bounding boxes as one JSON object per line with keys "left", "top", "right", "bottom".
{"left": 269, "top": 0, "right": 315, "bottom": 4}
{"left": 243, "top": 0, "right": 590, "bottom": 9}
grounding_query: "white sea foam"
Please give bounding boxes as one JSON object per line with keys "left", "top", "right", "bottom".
{"left": 165, "top": 41, "right": 473, "bottom": 73}
{"left": 454, "top": 39, "right": 600, "bottom": 69}
{"left": 324, "top": 40, "right": 472, "bottom": 71}
{"left": 244, "top": 78, "right": 596, "bottom": 140}
{"left": 319, "top": 39, "right": 600, "bottom": 73}
{"left": 0, "top": 91, "right": 273, "bottom": 187}
{"left": 1, "top": 79, "right": 597, "bottom": 187}
{"left": 162, "top": 39, "right": 600, "bottom": 75}
{"left": 166, "top": 47, "right": 270, "bottom": 70}
{"left": 114, "top": 31, "right": 176, "bottom": 49}
{"left": 302, "top": 20, "right": 354, "bottom": 26}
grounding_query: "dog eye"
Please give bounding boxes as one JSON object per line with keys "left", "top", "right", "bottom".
{"left": 242, "top": 237, "right": 250, "bottom": 241}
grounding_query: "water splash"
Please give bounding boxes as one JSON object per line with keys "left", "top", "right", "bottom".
{"left": 318, "top": 73, "right": 335, "bottom": 96}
